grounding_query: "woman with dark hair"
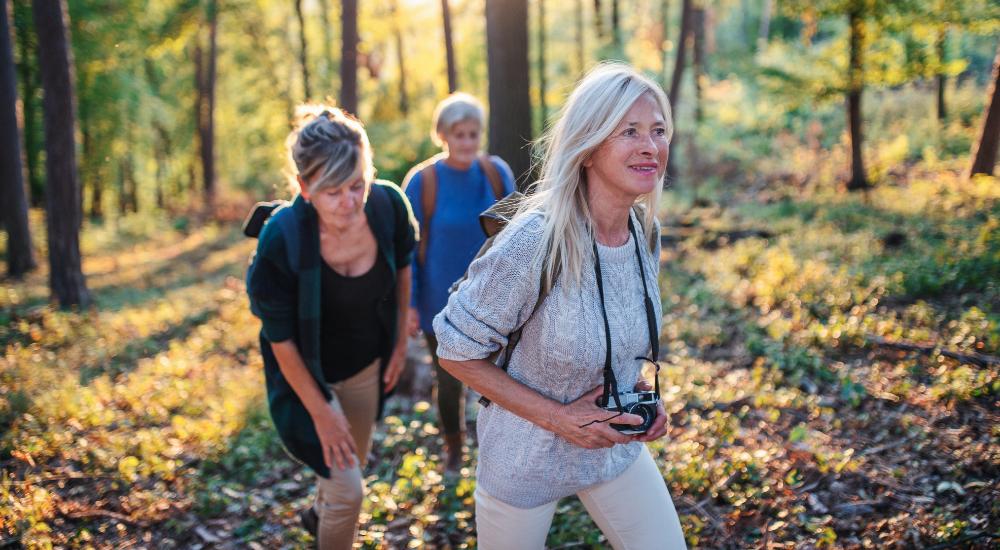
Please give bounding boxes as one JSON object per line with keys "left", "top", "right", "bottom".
{"left": 246, "top": 105, "right": 417, "bottom": 549}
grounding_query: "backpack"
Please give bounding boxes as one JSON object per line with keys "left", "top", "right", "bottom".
{"left": 406, "top": 153, "right": 507, "bottom": 266}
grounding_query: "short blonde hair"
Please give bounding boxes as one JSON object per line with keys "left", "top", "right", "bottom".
{"left": 286, "top": 104, "right": 375, "bottom": 195}
{"left": 520, "top": 62, "right": 672, "bottom": 290}
{"left": 430, "top": 92, "right": 485, "bottom": 147}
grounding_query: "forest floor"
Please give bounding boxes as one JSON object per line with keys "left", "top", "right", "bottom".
{"left": 1, "top": 165, "right": 999, "bottom": 549}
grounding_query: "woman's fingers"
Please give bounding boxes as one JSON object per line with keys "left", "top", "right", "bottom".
{"left": 322, "top": 441, "right": 333, "bottom": 469}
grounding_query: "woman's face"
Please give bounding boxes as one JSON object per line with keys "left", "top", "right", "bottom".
{"left": 583, "top": 93, "right": 669, "bottom": 201}
{"left": 441, "top": 119, "right": 482, "bottom": 168}
{"left": 300, "top": 171, "right": 369, "bottom": 230}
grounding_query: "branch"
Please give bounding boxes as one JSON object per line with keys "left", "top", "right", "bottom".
{"left": 865, "top": 335, "right": 1000, "bottom": 368}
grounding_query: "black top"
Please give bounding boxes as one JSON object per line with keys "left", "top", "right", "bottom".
{"left": 320, "top": 253, "right": 393, "bottom": 383}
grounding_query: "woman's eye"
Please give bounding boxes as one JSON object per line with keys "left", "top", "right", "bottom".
{"left": 623, "top": 128, "right": 637, "bottom": 137}
{"left": 654, "top": 128, "right": 667, "bottom": 137}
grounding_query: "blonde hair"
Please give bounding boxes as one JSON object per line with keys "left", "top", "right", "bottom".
{"left": 519, "top": 62, "right": 673, "bottom": 291}
{"left": 430, "top": 92, "right": 485, "bottom": 147}
{"left": 286, "top": 104, "right": 375, "bottom": 195}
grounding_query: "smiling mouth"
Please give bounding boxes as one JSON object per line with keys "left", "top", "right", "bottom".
{"left": 630, "top": 165, "right": 658, "bottom": 174}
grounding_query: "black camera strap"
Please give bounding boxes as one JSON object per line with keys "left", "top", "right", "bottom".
{"left": 591, "top": 214, "right": 660, "bottom": 413}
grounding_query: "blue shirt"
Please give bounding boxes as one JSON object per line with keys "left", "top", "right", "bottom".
{"left": 404, "top": 156, "right": 515, "bottom": 334}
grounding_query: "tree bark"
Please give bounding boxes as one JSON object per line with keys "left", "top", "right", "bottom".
{"left": 441, "top": 0, "right": 457, "bottom": 93}
{"left": 195, "top": 1, "right": 217, "bottom": 206}
{"left": 294, "top": 0, "right": 310, "bottom": 99}
{"left": 936, "top": 29, "right": 947, "bottom": 122}
{"left": 31, "top": 0, "right": 88, "bottom": 306}
{"left": 692, "top": 5, "right": 705, "bottom": 124}
{"left": 13, "top": 0, "right": 42, "bottom": 207}
{"left": 846, "top": 6, "right": 868, "bottom": 190}
{"left": 610, "top": 0, "right": 620, "bottom": 51}
{"left": 969, "top": 42, "right": 1000, "bottom": 177}
{"left": 666, "top": 0, "right": 692, "bottom": 181}
{"left": 757, "top": 0, "right": 771, "bottom": 52}
{"left": 340, "top": 0, "right": 358, "bottom": 114}
{"left": 537, "top": 0, "right": 546, "bottom": 128}
{"left": 593, "top": 0, "right": 604, "bottom": 41}
{"left": 1, "top": 0, "right": 36, "bottom": 277}
{"left": 485, "top": 0, "right": 532, "bottom": 189}
{"left": 391, "top": 0, "right": 408, "bottom": 113}
{"left": 317, "top": 0, "right": 334, "bottom": 88}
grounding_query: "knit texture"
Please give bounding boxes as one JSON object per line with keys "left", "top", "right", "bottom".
{"left": 404, "top": 156, "right": 515, "bottom": 333}
{"left": 433, "top": 210, "right": 662, "bottom": 508}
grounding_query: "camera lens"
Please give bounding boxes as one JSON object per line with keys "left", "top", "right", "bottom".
{"left": 620, "top": 402, "right": 656, "bottom": 433}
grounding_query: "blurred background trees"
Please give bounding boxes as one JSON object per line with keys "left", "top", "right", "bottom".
{"left": 2, "top": 0, "right": 1000, "bottom": 303}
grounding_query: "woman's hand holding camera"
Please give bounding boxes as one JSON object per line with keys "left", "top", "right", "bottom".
{"left": 312, "top": 405, "right": 358, "bottom": 471}
{"left": 629, "top": 380, "right": 668, "bottom": 442}
{"left": 549, "top": 385, "right": 645, "bottom": 449}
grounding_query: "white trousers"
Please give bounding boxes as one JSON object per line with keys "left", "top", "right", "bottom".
{"left": 474, "top": 446, "right": 687, "bottom": 550}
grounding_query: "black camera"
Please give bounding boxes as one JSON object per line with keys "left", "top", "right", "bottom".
{"left": 599, "top": 390, "right": 660, "bottom": 435}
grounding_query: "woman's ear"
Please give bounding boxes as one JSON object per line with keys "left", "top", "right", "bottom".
{"left": 297, "top": 175, "right": 310, "bottom": 200}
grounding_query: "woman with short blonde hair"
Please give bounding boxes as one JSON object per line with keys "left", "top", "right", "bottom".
{"left": 433, "top": 64, "right": 686, "bottom": 548}
{"left": 248, "top": 105, "right": 417, "bottom": 548}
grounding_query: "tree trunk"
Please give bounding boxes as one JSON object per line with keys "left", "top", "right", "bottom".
{"left": 666, "top": 0, "right": 692, "bottom": 182}
{"left": 593, "top": 0, "right": 604, "bottom": 41}
{"left": 32, "top": 0, "right": 88, "bottom": 306}
{"left": 13, "top": 1, "right": 42, "bottom": 207}
{"left": 537, "top": 0, "right": 546, "bottom": 128}
{"left": 969, "top": 43, "right": 1000, "bottom": 177}
{"left": 692, "top": 5, "right": 705, "bottom": 124}
{"left": 317, "top": 0, "right": 334, "bottom": 88}
{"left": 846, "top": 6, "right": 868, "bottom": 191}
{"left": 391, "top": 0, "right": 408, "bottom": 113}
{"left": 294, "top": 0, "right": 310, "bottom": 99}
{"left": 757, "top": 0, "right": 771, "bottom": 52}
{"left": 660, "top": 0, "right": 670, "bottom": 86}
{"left": 575, "top": 0, "right": 585, "bottom": 75}
{"left": 1, "top": 0, "right": 35, "bottom": 277}
{"left": 340, "top": 0, "right": 358, "bottom": 114}
{"left": 441, "top": 0, "right": 457, "bottom": 93}
{"left": 201, "top": 0, "right": 217, "bottom": 205}
{"left": 936, "top": 29, "right": 947, "bottom": 122}
{"left": 485, "top": 0, "right": 532, "bottom": 189}
{"left": 610, "top": 0, "right": 620, "bottom": 51}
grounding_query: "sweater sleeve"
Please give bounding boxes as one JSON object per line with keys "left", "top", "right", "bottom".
{"left": 432, "top": 213, "right": 545, "bottom": 362}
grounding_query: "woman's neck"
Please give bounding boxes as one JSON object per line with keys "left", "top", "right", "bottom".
{"left": 587, "top": 183, "right": 633, "bottom": 247}
{"left": 442, "top": 153, "right": 473, "bottom": 171}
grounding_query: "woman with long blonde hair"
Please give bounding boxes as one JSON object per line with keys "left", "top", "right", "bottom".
{"left": 433, "top": 63, "right": 686, "bottom": 548}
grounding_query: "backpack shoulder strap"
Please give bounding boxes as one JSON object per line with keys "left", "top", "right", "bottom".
{"left": 367, "top": 181, "right": 397, "bottom": 245}
{"left": 417, "top": 162, "right": 438, "bottom": 266}
{"left": 270, "top": 204, "right": 301, "bottom": 275}
{"left": 478, "top": 154, "right": 506, "bottom": 201}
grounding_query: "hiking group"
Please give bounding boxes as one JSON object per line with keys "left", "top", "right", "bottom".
{"left": 246, "top": 62, "right": 688, "bottom": 549}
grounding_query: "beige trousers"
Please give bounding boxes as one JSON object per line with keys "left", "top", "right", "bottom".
{"left": 315, "top": 359, "right": 380, "bottom": 550}
{"left": 474, "top": 446, "right": 687, "bottom": 550}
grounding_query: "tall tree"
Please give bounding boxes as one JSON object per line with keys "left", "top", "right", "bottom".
{"left": 32, "top": 0, "right": 88, "bottom": 306}
{"left": 441, "top": 0, "right": 457, "bottom": 93}
{"left": 340, "top": 0, "right": 358, "bottom": 114}
{"left": 660, "top": 0, "right": 670, "bottom": 86}
{"left": 666, "top": 0, "right": 692, "bottom": 181}
{"left": 593, "top": 0, "right": 605, "bottom": 41}
{"left": 610, "top": 0, "right": 620, "bottom": 51}
{"left": 485, "top": 0, "right": 532, "bottom": 189}
{"left": 317, "top": 0, "right": 334, "bottom": 88}
{"left": 757, "top": 0, "right": 772, "bottom": 52}
{"left": 1, "top": 0, "right": 35, "bottom": 277}
{"left": 391, "top": 0, "right": 408, "bottom": 113}
{"left": 537, "top": 0, "right": 546, "bottom": 127}
{"left": 294, "top": 0, "right": 310, "bottom": 99}
{"left": 12, "top": 0, "right": 41, "bottom": 207}
{"left": 195, "top": 0, "right": 218, "bottom": 205}
{"left": 691, "top": 4, "right": 706, "bottom": 124}
{"left": 936, "top": 29, "right": 947, "bottom": 122}
{"left": 969, "top": 42, "right": 1000, "bottom": 177}
{"left": 845, "top": 3, "right": 868, "bottom": 190}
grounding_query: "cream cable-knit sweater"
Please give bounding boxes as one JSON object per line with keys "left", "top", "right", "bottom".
{"left": 432, "top": 209, "right": 662, "bottom": 508}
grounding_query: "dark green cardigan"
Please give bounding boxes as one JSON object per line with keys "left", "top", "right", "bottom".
{"left": 246, "top": 181, "right": 417, "bottom": 478}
